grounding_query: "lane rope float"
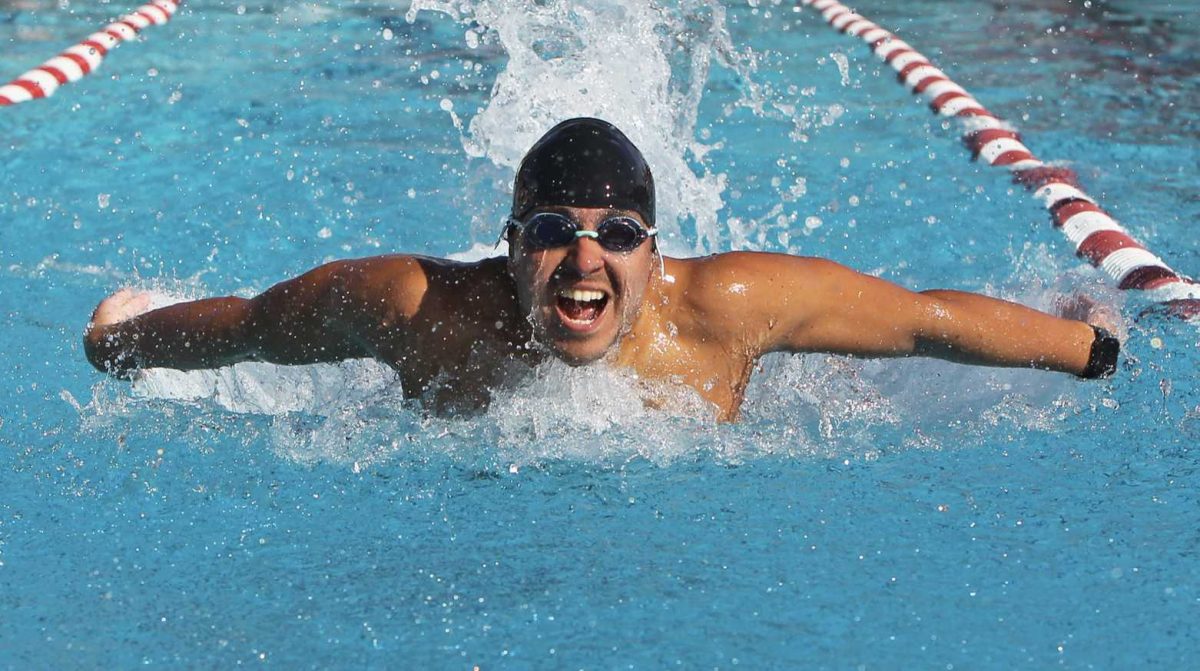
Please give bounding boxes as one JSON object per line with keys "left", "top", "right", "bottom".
{"left": 799, "top": 0, "right": 1200, "bottom": 319}
{"left": 0, "top": 0, "right": 181, "bottom": 106}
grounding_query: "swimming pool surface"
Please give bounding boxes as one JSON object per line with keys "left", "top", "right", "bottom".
{"left": 2, "top": 0, "right": 1198, "bottom": 667}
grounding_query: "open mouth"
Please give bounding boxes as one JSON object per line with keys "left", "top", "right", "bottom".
{"left": 554, "top": 288, "right": 610, "bottom": 331}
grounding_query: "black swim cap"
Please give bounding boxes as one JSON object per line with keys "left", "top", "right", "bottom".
{"left": 512, "top": 117, "right": 655, "bottom": 225}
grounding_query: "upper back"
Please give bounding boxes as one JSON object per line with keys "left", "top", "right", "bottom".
{"left": 335, "top": 254, "right": 522, "bottom": 347}
{"left": 326, "top": 254, "right": 532, "bottom": 407}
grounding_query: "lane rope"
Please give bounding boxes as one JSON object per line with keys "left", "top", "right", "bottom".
{"left": 799, "top": 0, "right": 1200, "bottom": 318}
{"left": 0, "top": 0, "right": 181, "bottom": 106}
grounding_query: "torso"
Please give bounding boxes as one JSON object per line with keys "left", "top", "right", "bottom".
{"left": 354, "top": 255, "right": 759, "bottom": 421}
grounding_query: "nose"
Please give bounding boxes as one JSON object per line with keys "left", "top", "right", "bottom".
{"left": 565, "top": 235, "right": 606, "bottom": 276}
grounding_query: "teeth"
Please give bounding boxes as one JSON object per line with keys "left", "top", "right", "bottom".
{"left": 558, "top": 289, "right": 606, "bottom": 302}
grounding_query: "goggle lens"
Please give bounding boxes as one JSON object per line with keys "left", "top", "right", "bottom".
{"left": 526, "top": 213, "right": 579, "bottom": 249}
{"left": 520, "top": 213, "right": 654, "bottom": 253}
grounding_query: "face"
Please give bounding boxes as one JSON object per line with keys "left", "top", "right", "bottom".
{"left": 507, "top": 206, "right": 658, "bottom": 365}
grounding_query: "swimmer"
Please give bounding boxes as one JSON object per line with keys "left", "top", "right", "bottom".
{"left": 84, "top": 118, "right": 1121, "bottom": 421}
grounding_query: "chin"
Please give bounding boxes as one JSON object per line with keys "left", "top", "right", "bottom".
{"left": 532, "top": 300, "right": 623, "bottom": 365}
{"left": 548, "top": 335, "right": 617, "bottom": 366}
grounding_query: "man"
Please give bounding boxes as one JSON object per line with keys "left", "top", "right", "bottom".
{"left": 85, "top": 118, "right": 1120, "bottom": 422}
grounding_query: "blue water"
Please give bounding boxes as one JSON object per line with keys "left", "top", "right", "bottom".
{"left": 3, "top": 0, "right": 1199, "bottom": 667}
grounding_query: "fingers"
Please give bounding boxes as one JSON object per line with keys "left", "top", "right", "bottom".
{"left": 1056, "top": 293, "right": 1126, "bottom": 343}
{"left": 1088, "top": 304, "right": 1127, "bottom": 343}
{"left": 126, "top": 291, "right": 153, "bottom": 315}
{"left": 1054, "top": 294, "right": 1095, "bottom": 322}
{"left": 90, "top": 288, "right": 155, "bottom": 328}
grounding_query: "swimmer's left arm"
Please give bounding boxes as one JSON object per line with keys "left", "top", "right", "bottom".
{"left": 903, "top": 289, "right": 1111, "bottom": 377}
{"left": 702, "top": 252, "right": 1117, "bottom": 378}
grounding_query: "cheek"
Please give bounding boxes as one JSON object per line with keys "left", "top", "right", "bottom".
{"left": 511, "top": 254, "right": 557, "bottom": 305}
{"left": 621, "top": 252, "right": 655, "bottom": 290}
{"left": 613, "top": 256, "right": 654, "bottom": 310}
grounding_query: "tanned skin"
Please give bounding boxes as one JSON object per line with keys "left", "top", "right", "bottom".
{"left": 86, "top": 207, "right": 1110, "bottom": 422}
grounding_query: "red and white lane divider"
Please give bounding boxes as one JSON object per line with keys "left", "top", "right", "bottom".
{"left": 0, "top": 0, "right": 180, "bottom": 106}
{"left": 799, "top": 0, "right": 1200, "bottom": 318}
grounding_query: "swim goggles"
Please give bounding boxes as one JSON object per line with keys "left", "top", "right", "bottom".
{"left": 506, "top": 212, "right": 658, "bottom": 253}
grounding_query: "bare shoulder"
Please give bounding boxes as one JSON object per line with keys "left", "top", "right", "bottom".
{"left": 323, "top": 254, "right": 506, "bottom": 321}
{"left": 663, "top": 251, "right": 863, "bottom": 351}
{"left": 671, "top": 251, "right": 847, "bottom": 310}
{"left": 323, "top": 255, "right": 430, "bottom": 318}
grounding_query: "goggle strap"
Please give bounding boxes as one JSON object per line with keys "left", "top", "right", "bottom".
{"left": 495, "top": 218, "right": 518, "bottom": 249}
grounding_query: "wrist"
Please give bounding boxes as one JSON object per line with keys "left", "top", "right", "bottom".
{"left": 1080, "top": 325, "right": 1120, "bottom": 379}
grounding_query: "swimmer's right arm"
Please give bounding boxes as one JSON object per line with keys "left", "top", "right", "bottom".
{"left": 84, "top": 257, "right": 427, "bottom": 377}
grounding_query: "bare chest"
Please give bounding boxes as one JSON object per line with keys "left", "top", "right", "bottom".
{"left": 618, "top": 328, "right": 756, "bottom": 422}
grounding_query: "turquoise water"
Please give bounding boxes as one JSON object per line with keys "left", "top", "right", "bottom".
{"left": 2, "top": 0, "right": 1199, "bottom": 667}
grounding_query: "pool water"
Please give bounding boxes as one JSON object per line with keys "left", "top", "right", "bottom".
{"left": 2, "top": 0, "right": 1199, "bottom": 667}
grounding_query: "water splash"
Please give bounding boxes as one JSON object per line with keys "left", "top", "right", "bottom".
{"left": 406, "top": 0, "right": 754, "bottom": 254}
{"left": 132, "top": 358, "right": 398, "bottom": 416}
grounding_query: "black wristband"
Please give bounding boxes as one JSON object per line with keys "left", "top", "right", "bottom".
{"left": 1080, "top": 325, "right": 1120, "bottom": 379}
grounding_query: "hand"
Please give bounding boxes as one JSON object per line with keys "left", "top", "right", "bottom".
{"left": 88, "top": 288, "right": 154, "bottom": 332}
{"left": 1055, "top": 294, "right": 1126, "bottom": 342}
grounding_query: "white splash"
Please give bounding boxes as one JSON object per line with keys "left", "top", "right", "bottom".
{"left": 830, "top": 50, "right": 851, "bottom": 87}
{"left": 406, "top": 0, "right": 753, "bottom": 254}
{"left": 133, "top": 358, "right": 397, "bottom": 416}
